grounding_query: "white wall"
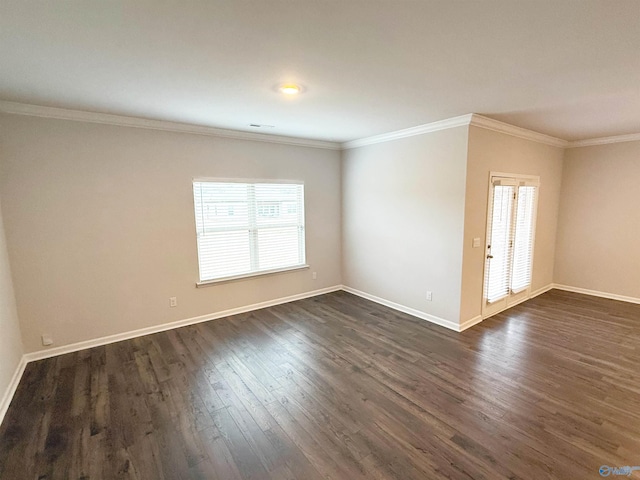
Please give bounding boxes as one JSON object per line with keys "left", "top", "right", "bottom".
{"left": 460, "top": 126, "right": 564, "bottom": 323}
{"left": 0, "top": 114, "right": 342, "bottom": 353}
{"left": 341, "top": 126, "right": 469, "bottom": 327}
{"left": 555, "top": 141, "right": 640, "bottom": 300}
{"left": 0, "top": 195, "right": 24, "bottom": 415}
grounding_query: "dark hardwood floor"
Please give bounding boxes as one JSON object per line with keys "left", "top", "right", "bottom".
{"left": 1, "top": 289, "right": 640, "bottom": 479}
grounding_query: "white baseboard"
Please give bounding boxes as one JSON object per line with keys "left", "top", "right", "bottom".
{"left": 531, "top": 283, "right": 554, "bottom": 298}
{"left": 0, "top": 285, "right": 335, "bottom": 427}
{"left": 17, "top": 282, "right": 563, "bottom": 366}
{"left": 553, "top": 284, "right": 640, "bottom": 305}
{"left": 459, "top": 315, "right": 483, "bottom": 332}
{"left": 24, "top": 285, "right": 342, "bottom": 363}
{"left": 342, "top": 285, "right": 461, "bottom": 331}
{"left": 5, "top": 284, "right": 461, "bottom": 427}
{"left": 0, "top": 355, "right": 27, "bottom": 427}
{"left": 12, "top": 280, "right": 633, "bottom": 427}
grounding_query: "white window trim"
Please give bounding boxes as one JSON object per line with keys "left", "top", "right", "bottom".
{"left": 193, "top": 176, "right": 304, "bottom": 185}
{"left": 196, "top": 264, "right": 310, "bottom": 287}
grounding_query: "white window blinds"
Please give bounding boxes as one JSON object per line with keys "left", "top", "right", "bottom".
{"left": 193, "top": 181, "right": 305, "bottom": 282}
{"left": 511, "top": 185, "right": 536, "bottom": 293}
{"left": 486, "top": 184, "right": 515, "bottom": 303}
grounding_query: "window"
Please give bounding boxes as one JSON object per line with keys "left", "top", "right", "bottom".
{"left": 193, "top": 180, "right": 306, "bottom": 283}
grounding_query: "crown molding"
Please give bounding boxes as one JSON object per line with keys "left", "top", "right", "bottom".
{"left": 3, "top": 100, "right": 638, "bottom": 151}
{"left": 567, "top": 132, "right": 640, "bottom": 148}
{"left": 341, "top": 114, "right": 474, "bottom": 149}
{"left": 0, "top": 101, "right": 341, "bottom": 150}
{"left": 469, "top": 114, "right": 569, "bottom": 148}
{"left": 342, "top": 113, "right": 570, "bottom": 150}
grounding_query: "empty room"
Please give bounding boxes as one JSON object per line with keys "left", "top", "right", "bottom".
{"left": 1, "top": 1, "right": 639, "bottom": 479}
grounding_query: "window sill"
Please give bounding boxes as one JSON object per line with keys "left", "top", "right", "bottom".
{"left": 196, "top": 264, "right": 310, "bottom": 287}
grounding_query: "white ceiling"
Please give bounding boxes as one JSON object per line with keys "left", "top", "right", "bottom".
{"left": 1, "top": 1, "right": 639, "bottom": 143}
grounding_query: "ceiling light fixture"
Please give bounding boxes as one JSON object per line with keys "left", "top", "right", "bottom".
{"left": 278, "top": 83, "right": 302, "bottom": 95}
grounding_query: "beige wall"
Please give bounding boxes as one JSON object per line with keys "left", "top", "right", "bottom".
{"left": 342, "top": 127, "right": 469, "bottom": 326}
{"left": 0, "top": 195, "right": 24, "bottom": 409}
{"left": 0, "top": 114, "right": 342, "bottom": 353}
{"left": 460, "top": 126, "right": 564, "bottom": 322}
{"left": 555, "top": 141, "right": 640, "bottom": 299}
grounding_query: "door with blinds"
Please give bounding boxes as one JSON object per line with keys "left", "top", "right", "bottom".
{"left": 482, "top": 175, "right": 539, "bottom": 318}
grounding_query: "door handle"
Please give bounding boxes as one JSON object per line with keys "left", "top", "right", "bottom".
{"left": 487, "top": 255, "right": 494, "bottom": 259}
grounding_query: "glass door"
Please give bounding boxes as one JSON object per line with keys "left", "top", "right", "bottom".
{"left": 482, "top": 175, "right": 539, "bottom": 318}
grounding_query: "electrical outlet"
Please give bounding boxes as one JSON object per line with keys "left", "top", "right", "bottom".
{"left": 472, "top": 237, "right": 481, "bottom": 248}
{"left": 41, "top": 334, "right": 53, "bottom": 346}
{"left": 312, "top": 271, "right": 317, "bottom": 280}
{"left": 170, "top": 297, "right": 177, "bottom": 307}
{"left": 426, "top": 291, "right": 433, "bottom": 301}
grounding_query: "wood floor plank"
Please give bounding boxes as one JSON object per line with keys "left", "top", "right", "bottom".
{"left": 2, "top": 289, "right": 640, "bottom": 479}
